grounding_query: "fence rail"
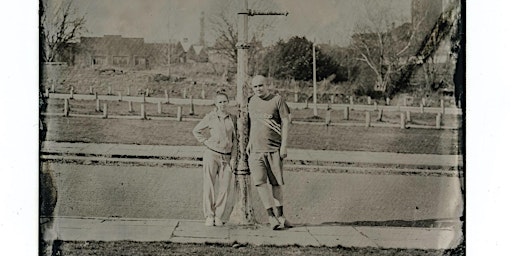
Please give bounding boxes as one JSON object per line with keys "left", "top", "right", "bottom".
{"left": 42, "top": 93, "right": 462, "bottom": 130}
{"left": 45, "top": 92, "right": 462, "bottom": 115}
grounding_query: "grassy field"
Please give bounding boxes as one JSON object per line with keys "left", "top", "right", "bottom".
{"left": 43, "top": 66, "right": 456, "bottom": 108}
{"left": 48, "top": 240, "right": 464, "bottom": 256}
{"left": 42, "top": 114, "right": 462, "bottom": 154}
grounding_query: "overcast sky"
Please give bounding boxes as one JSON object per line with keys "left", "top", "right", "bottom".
{"left": 67, "top": 0, "right": 411, "bottom": 46}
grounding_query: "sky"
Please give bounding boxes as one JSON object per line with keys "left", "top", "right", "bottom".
{"left": 66, "top": 0, "right": 412, "bottom": 46}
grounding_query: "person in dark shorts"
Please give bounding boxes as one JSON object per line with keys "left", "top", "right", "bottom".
{"left": 247, "top": 75, "right": 291, "bottom": 230}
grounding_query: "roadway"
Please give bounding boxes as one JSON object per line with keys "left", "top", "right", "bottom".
{"left": 46, "top": 162, "right": 463, "bottom": 227}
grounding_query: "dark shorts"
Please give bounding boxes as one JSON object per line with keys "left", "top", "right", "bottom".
{"left": 248, "top": 151, "right": 284, "bottom": 186}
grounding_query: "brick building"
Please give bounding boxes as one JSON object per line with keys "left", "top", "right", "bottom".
{"left": 73, "top": 35, "right": 208, "bottom": 69}
{"left": 75, "top": 35, "right": 148, "bottom": 68}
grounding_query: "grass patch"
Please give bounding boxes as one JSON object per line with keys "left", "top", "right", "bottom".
{"left": 42, "top": 115, "right": 461, "bottom": 154}
{"left": 47, "top": 240, "right": 464, "bottom": 256}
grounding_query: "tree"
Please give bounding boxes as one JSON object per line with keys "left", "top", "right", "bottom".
{"left": 208, "top": 0, "right": 276, "bottom": 73}
{"left": 41, "top": 0, "right": 87, "bottom": 62}
{"left": 351, "top": 0, "right": 428, "bottom": 95}
{"left": 259, "top": 36, "right": 344, "bottom": 83}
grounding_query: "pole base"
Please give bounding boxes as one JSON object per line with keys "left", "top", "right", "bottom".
{"left": 229, "top": 173, "right": 256, "bottom": 225}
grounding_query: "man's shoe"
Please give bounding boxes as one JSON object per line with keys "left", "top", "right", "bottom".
{"left": 214, "top": 217, "right": 223, "bottom": 226}
{"left": 268, "top": 216, "right": 280, "bottom": 230}
{"left": 277, "top": 216, "right": 291, "bottom": 229}
{"left": 205, "top": 217, "right": 214, "bottom": 227}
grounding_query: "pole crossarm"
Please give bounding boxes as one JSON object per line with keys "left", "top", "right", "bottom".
{"left": 238, "top": 9, "right": 289, "bottom": 16}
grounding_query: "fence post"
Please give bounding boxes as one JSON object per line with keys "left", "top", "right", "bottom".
{"left": 94, "top": 91, "right": 98, "bottom": 100}
{"left": 294, "top": 91, "right": 299, "bottom": 103}
{"left": 51, "top": 81, "right": 55, "bottom": 93}
{"left": 386, "top": 97, "right": 390, "bottom": 106}
{"left": 440, "top": 99, "right": 445, "bottom": 114}
{"left": 189, "top": 95, "right": 195, "bottom": 115}
{"left": 420, "top": 102, "right": 425, "bottom": 113}
{"left": 365, "top": 111, "right": 371, "bottom": 128}
{"left": 349, "top": 96, "right": 354, "bottom": 106}
{"left": 201, "top": 88, "right": 206, "bottom": 99}
{"left": 406, "top": 110, "right": 411, "bottom": 123}
{"left": 146, "top": 88, "right": 150, "bottom": 97}
{"left": 108, "top": 85, "right": 112, "bottom": 95}
{"left": 127, "top": 87, "right": 131, "bottom": 96}
{"left": 69, "top": 87, "right": 74, "bottom": 99}
{"left": 89, "top": 86, "right": 93, "bottom": 95}
{"left": 436, "top": 113, "right": 442, "bottom": 129}
{"left": 422, "top": 97, "right": 426, "bottom": 106}
{"left": 118, "top": 92, "right": 122, "bottom": 101}
{"left": 177, "top": 106, "right": 183, "bottom": 121}
{"left": 330, "top": 95, "right": 335, "bottom": 104}
{"left": 165, "top": 89, "right": 169, "bottom": 103}
{"left": 344, "top": 106, "right": 349, "bottom": 120}
{"left": 374, "top": 101, "right": 378, "bottom": 110}
{"left": 95, "top": 99, "right": 100, "bottom": 112}
{"left": 400, "top": 112, "right": 406, "bottom": 129}
{"left": 128, "top": 101, "right": 133, "bottom": 112}
{"left": 326, "top": 109, "right": 331, "bottom": 125}
{"left": 45, "top": 88, "right": 49, "bottom": 97}
{"left": 377, "top": 108, "right": 383, "bottom": 121}
{"left": 182, "top": 88, "right": 187, "bottom": 99}
{"left": 141, "top": 103, "right": 146, "bottom": 119}
{"left": 158, "top": 101, "right": 162, "bottom": 114}
{"left": 367, "top": 96, "right": 371, "bottom": 105}
{"left": 103, "top": 103, "right": 108, "bottom": 119}
{"left": 64, "top": 98, "right": 69, "bottom": 117}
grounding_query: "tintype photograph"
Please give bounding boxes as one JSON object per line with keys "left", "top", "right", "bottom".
{"left": 39, "top": 0, "right": 465, "bottom": 255}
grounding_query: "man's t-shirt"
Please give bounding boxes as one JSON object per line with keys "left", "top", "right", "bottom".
{"left": 248, "top": 93, "right": 290, "bottom": 152}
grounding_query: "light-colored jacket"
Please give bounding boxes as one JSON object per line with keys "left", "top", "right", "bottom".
{"left": 193, "top": 111, "right": 238, "bottom": 157}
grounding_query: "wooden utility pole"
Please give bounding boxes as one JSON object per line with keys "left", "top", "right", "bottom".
{"left": 168, "top": 38, "right": 172, "bottom": 77}
{"left": 229, "top": 0, "right": 288, "bottom": 225}
{"left": 312, "top": 40, "right": 318, "bottom": 116}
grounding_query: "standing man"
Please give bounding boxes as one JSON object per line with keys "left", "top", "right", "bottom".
{"left": 247, "top": 75, "right": 291, "bottom": 230}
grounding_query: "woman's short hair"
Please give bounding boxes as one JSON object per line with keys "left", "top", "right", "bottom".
{"left": 215, "top": 88, "right": 229, "bottom": 101}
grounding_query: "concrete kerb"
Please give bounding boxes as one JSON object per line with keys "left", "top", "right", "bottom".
{"left": 42, "top": 216, "right": 462, "bottom": 250}
{"left": 41, "top": 141, "right": 462, "bottom": 169}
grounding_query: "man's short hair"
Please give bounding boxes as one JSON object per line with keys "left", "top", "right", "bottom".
{"left": 251, "top": 75, "right": 266, "bottom": 86}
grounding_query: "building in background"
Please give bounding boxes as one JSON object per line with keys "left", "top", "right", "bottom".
{"left": 75, "top": 35, "right": 147, "bottom": 69}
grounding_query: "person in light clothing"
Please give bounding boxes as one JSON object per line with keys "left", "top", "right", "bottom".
{"left": 247, "top": 75, "right": 291, "bottom": 230}
{"left": 193, "top": 90, "right": 237, "bottom": 226}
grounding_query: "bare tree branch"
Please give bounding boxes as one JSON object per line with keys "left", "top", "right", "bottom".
{"left": 207, "top": 0, "right": 276, "bottom": 69}
{"left": 41, "top": 0, "right": 87, "bottom": 62}
{"left": 351, "top": 0, "right": 432, "bottom": 93}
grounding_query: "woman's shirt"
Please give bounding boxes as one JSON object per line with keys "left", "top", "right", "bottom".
{"left": 193, "top": 110, "right": 238, "bottom": 156}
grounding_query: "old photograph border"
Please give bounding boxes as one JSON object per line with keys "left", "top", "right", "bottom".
{"left": 1, "top": 0, "right": 511, "bottom": 255}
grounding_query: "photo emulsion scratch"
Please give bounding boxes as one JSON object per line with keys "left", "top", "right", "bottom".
{"left": 39, "top": 0, "right": 465, "bottom": 255}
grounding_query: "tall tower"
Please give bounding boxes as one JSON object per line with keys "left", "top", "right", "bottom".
{"left": 199, "top": 11, "right": 205, "bottom": 46}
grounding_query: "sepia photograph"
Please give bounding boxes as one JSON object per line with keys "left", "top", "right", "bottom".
{"left": 37, "top": 0, "right": 465, "bottom": 255}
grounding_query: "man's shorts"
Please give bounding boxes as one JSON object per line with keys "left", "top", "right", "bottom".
{"left": 248, "top": 151, "right": 284, "bottom": 186}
